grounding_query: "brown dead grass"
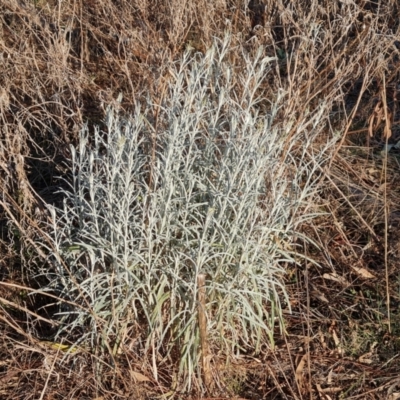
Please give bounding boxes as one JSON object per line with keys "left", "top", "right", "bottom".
{"left": 1, "top": 0, "right": 400, "bottom": 398}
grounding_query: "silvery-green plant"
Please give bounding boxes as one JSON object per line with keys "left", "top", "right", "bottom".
{"left": 41, "top": 35, "right": 335, "bottom": 389}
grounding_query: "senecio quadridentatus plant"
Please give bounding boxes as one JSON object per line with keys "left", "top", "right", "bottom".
{"left": 42, "top": 35, "right": 334, "bottom": 388}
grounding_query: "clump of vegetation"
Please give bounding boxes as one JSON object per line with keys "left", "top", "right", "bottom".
{"left": 40, "top": 38, "right": 334, "bottom": 391}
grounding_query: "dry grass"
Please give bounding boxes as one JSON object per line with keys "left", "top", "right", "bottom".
{"left": 0, "top": 0, "right": 400, "bottom": 398}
